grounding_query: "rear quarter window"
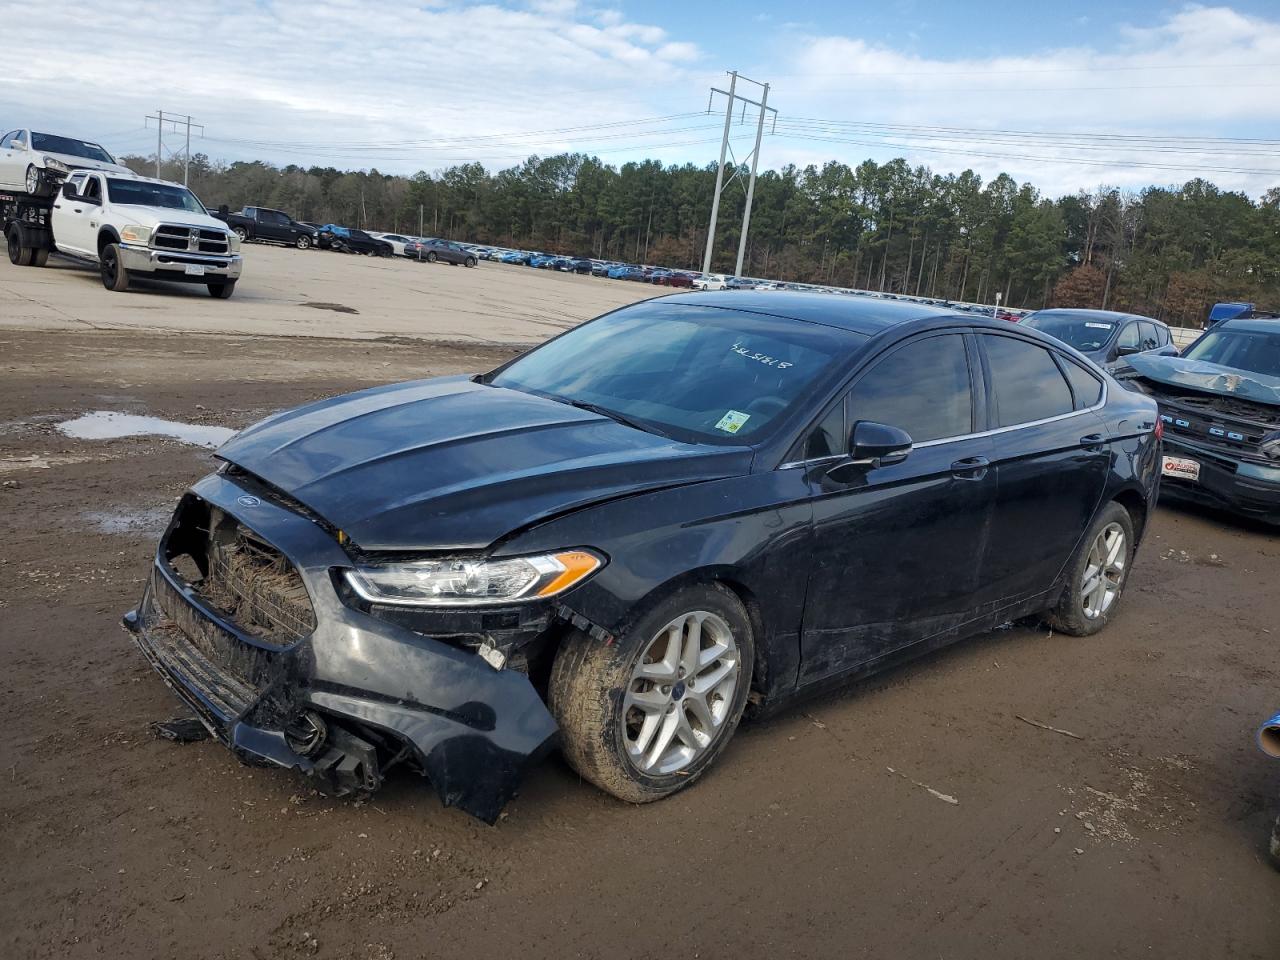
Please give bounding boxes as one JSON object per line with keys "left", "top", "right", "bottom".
{"left": 1060, "top": 357, "right": 1103, "bottom": 409}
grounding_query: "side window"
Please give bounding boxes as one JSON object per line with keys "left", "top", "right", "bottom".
{"left": 1138, "top": 321, "right": 1159, "bottom": 350}
{"left": 1157, "top": 325, "right": 1170, "bottom": 347}
{"left": 11, "top": 130, "right": 27, "bottom": 148}
{"left": 81, "top": 176, "right": 101, "bottom": 202}
{"left": 984, "top": 336, "right": 1075, "bottom": 427}
{"left": 0, "top": 131, "right": 15, "bottom": 149}
{"left": 1060, "top": 357, "right": 1103, "bottom": 409}
{"left": 848, "top": 334, "right": 973, "bottom": 443}
{"left": 1117, "top": 322, "right": 1141, "bottom": 351}
{"left": 244, "top": 207, "right": 257, "bottom": 218}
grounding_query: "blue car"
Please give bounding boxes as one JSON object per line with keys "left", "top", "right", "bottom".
{"left": 607, "top": 264, "right": 632, "bottom": 279}
{"left": 619, "top": 266, "right": 649, "bottom": 281}
{"left": 501, "top": 251, "right": 530, "bottom": 265}
{"left": 529, "top": 254, "right": 557, "bottom": 269}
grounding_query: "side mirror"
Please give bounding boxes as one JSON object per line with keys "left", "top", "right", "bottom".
{"left": 850, "top": 420, "right": 913, "bottom": 466}
{"left": 1116, "top": 344, "right": 1140, "bottom": 357}
{"left": 61, "top": 182, "right": 79, "bottom": 200}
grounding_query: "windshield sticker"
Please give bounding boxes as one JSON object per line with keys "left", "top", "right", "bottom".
{"left": 1085, "top": 322, "right": 1113, "bottom": 330}
{"left": 715, "top": 410, "right": 751, "bottom": 434}
{"left": 731, "top": 341, "right": 793, "bottom": 370}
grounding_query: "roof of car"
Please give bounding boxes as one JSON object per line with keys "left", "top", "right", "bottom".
{"left": 1216, "top": 317, "right": 1280, "bottom": 334}
{"left": 662, "top": 290, "right": 954, "bottom": 335}
{"left": 1030, "top": 307, "right": 1167, "bottom": 327}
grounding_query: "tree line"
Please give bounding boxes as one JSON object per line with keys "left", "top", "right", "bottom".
{"left": 127, "top": 151, "right": 1280, "bottom": 327}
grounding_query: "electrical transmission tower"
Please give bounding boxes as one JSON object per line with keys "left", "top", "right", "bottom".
{"left": 701, "top": 71, "right": 777, "bottom": 277}
{"left": 144, "top": 110, "right": 204, "bottom": 185}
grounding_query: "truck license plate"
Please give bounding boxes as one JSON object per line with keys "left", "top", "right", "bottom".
{"left": 1161, "top": 456, "right": 1200, "bottom": 482}
{"left": 184, "top": 264, "right": 206, "bottom": 276}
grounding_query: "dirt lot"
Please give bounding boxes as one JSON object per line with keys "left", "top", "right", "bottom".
{"left": 1, "top": 252, "right": 1278, "bottom": 960}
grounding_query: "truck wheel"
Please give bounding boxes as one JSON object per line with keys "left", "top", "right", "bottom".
{"left": 549, "top": 583, "right": 754, "bottom": 804}
{"left": 31, "top": 248, "right": 48, "bottom": 267}
{"left": 233, "top": 226, "right": 248, "bottom": 242}
{"left": 207, "top": 280, "right": 236, "bottom": 299}
{"left": 100, "top": 243, "right": 131, "bottom": 291}
{"left": 425, "top": 251, "right": 437, "bottom": 263}
{"left": 6, "top": 228, "right": 33, "bottom": 266}
{"left": 295, "top": 234, "right": 311, "bottom": 250}
{"left": 1043, "top": 501, "right": 1135, "bottom": 637}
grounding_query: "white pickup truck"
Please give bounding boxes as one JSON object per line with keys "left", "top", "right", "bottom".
{"left": 4, "top": 168, "right": 243, "bottom": 297}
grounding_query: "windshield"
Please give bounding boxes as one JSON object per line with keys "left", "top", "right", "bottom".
{"left": 106, "top": 178, "right": 206, "bottom": 213}
{"left": 1182, "top": 327, "right": 1280, "bottom": 378}
{"left": 1022, "top": 312, "right": 1117, "bottom": 351}
{"left": 490, "top": 302, "right": 860, "bottom": 442}
{"left": 32, "top": 133, "right": 115, "bottom": 164}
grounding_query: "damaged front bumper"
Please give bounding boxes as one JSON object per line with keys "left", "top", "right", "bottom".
{"left": 1160, "top": 434, "right": 1280, "bottom": 523}
{"left": 122, "top": 472, "right": 558, "bottom": 823}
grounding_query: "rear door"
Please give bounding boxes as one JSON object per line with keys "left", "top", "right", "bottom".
{"left": 799, "top": 331, "right": 998, "bottom": 682}
{"left": 975, "top": 332, "right": 1110, "bottom": 609}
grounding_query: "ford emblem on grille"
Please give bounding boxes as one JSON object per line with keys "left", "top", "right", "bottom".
{"left": 236, "top": 495, "right": 261, "bottom": 507}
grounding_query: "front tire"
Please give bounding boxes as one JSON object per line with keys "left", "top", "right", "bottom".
{"left": 1043, "top": 501, "right": 1135, "bottom": 637}
{"left": 233, "top": 226, "right": 248, "bottom": 242}
{"left": 295, "top": 234, "right": 311, "bottom": 250}
{"left": 425, "top": 251, "right": 437, "bottom": 263}
{"left": 465, "top": 256, "right": 476, "bottom": 268}
{"left": 207, "top": 280, "right": 236, "bottom": 299}
{"left": 549, "top": 583, "right": 753, "bottom": 804}
{"left": 100, "top": 243, "right": 130, "bottom": 291}
{"left": 24, "top": 164, "right": 46, "bottom": 197}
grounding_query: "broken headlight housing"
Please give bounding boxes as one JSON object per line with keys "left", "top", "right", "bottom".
{"left": 344, "top": 550, "right": 603, "bottom": 607}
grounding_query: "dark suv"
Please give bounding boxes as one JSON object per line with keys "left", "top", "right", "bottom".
{"left": 125, "top": 293, "right": 1160, "bottom": 822}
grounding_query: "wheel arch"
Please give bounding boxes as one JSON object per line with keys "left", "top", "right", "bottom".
{"left": 1110, "top": 485, "right": 1150, "bottom": 545}
{"left": 97, "top": 225, "right": 121, "bottom": 254}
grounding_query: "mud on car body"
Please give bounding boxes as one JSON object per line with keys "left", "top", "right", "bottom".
{"left": 125, "top": 292, "right": 1161, "bottom": 822}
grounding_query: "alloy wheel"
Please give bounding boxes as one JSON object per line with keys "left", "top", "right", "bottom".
{"left": 1081, "top": 522, "right": 1126, "bottom": 619}
{"left": 622, "top": 610, "right": 740, "bottom": 775}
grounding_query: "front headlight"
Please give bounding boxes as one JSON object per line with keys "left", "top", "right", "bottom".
{"left": 226, "top": 231, "right": 241, "bottom": 253}
{"left": 43, "top": 156, "right": 70, "bottom": 175}
{"left": 344, "top": 550, "right": 603, "bottom": 607}
{"left": 119, "top": 224, "right": 152, "bottom": 245}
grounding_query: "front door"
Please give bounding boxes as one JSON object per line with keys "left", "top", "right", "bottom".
{"left": 799, "top": 332, "right": 998, "bottom": 683}
{"left": 974, "top": 333, "right": 1110, "bottom": 608}
{"left": 0, "top": 130, "right": 24, "bottom": 191}
{"left": 51, "top": 174, "right": 102, "bottom": 256}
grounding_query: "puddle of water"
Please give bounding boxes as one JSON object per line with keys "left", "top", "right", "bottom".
{"left": 82, "top": 507, "right": 172, "bottom": 537}
{"left": 57, "top": 411, "right": 234, "bottom": 449}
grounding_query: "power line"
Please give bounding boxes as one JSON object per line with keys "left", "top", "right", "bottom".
{"left": 764, "top": 62, "right": 1280, "bottom": 78}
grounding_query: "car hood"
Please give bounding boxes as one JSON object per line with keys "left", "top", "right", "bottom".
{"left": 1127, "top": 354, "right": 1280, "bottom": 406}
{"left": 217, "top": 376, "right": 752, "bottom": 552}
{"left": 49, "top": 154, "right": 132, "bottom": 176}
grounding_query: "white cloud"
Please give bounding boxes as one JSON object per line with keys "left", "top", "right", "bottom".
{"left": 755, "top": 5, "right": 1280, "bottom": 196}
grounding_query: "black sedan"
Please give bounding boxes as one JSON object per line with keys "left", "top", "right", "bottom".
{"left": 123, "top": 293, "right": 1160, "bottom": 822}
{"left": 405, "top": 238, "right": 477, "bottom": 267}
{"left": 1021, "top": 308, "right": 1177, "bottom": 374}
{"left": 319, "top": 227, "right": 393, "bottom": 256}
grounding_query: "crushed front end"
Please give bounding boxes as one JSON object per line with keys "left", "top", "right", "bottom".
{"left": 123, "top": 471, "right": 559, "bottom": 823}
{"left": 1131, "top": 379, "right": 1280, "bottom": 523}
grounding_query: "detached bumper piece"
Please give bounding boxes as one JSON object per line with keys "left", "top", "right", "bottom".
{"left": 123, "top": 476, "right": 559, "bottom": 822}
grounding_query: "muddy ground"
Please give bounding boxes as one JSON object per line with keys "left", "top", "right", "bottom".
{"left": 1, "top": 329, "right": 1278, "bottom": 960}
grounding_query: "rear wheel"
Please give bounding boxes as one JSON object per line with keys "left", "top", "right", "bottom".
{"left": 549, "top": 583, "right": 753, "bottom": 804}
{"left": 1043, "top": 501, "right": 1135, "bottom": 637}
{"left": 100, "top": 243, "right": 130, "bottom": 291}
{"left": 6, "top": 228, "right": 32, "bottom": 266}
{"left": 425, "top": 251, "right": 437, "bottom": 263}
{"left": 24, "top": 164, "right": 46, "bottom": 197}
{"left": 31, "top": 247, "right": 48, "bottom": 267}
{"left": 207, "top": 280, "right": 236, "bottom": 299}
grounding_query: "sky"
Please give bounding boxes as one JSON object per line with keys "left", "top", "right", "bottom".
{"left": 3, "top": 1, "right": 1278, "bottom": 198}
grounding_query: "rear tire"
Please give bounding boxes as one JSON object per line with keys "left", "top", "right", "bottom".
{"left": 1043, "top": 501, "right": 1135, "bottom": 637}
{"left": 207, "top": 280, "right": 236, "bottom": 299}
{"left": 549, "top": 583, "right": 754, "bottom": 804}
{"left": 7, "top": 228, "right": 32, "bottom": 266}
{"left": 100, "top": 243, "right": 130, "bottom": 291}
{"left": 31, "top": 247, "right": 48, "bottom": 267}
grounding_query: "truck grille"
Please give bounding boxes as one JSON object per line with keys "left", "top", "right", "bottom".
{"left": 153, "top": 224, "right": 231, "bottom": 255}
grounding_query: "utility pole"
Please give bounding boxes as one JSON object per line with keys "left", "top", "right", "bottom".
{"left": 701, "top": 71, "right": 777, "bottom": 277}
{"left": 144, "top": 111, "right": 203, "bottom": 183}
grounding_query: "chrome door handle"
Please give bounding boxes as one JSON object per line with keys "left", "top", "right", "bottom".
{"left": 1079, "top": 433, "right": 1105, "bottom": 450}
